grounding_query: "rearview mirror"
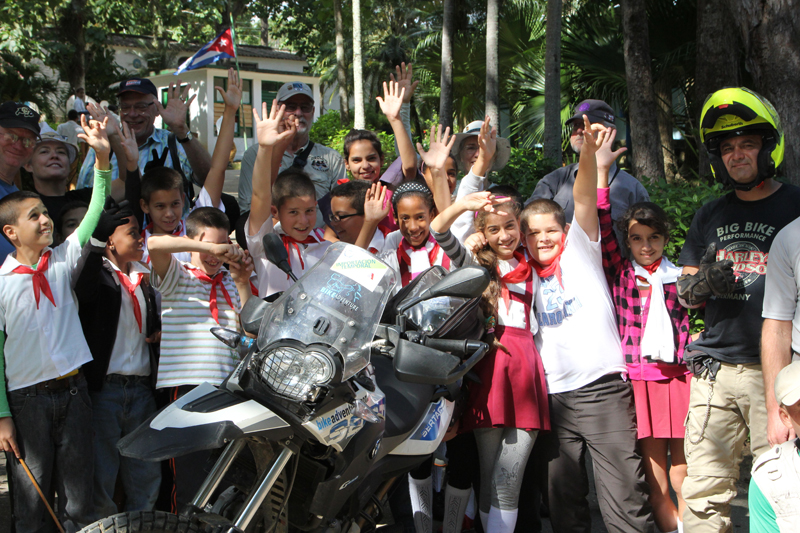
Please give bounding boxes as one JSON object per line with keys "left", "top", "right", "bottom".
{"left": 263, "top": 233, "right": 296, "bottom": 281}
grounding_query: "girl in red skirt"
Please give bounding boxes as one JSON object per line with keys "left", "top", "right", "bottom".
{"left": 597, "top": 160, "right": 692, "bottom": 533}
{"left": 430, "top": 190, "right": 549, "bottom": 533}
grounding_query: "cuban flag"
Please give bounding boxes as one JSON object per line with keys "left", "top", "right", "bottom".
{"left": 175, "top": 28, "right": 236, "bottom": 74}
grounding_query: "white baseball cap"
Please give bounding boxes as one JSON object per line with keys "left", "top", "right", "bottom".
{"left": 775, "top": 361, "right": 800, "bottom": 407}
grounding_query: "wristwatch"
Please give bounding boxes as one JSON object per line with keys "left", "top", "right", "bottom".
{"left": 177, "top": 131, "right": 193, "bottom": 144}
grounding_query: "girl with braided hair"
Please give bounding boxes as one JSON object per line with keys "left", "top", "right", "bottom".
{"left": 427, "top": 189, "right": 550, "bottom": 533}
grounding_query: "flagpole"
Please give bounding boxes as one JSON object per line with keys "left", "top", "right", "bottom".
{"left": 229, "top": 12, "right": 247, "bottom": 151}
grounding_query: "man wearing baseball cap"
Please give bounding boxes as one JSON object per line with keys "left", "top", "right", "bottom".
{"left": 237, "top": 81, "right": 346, "bottom": 220}
{"left": 76, "top": 77, "right": 211, "bottom": 202}
{"left": 748, "top": 361, "right": 800, "bottom": 531}
{"left": 0, "top": 101, "right": 40, "bottom": 258}
{"left": 526, "top": 99, "right": 649, "bottom": 243}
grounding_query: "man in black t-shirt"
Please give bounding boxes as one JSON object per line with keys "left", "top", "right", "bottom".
{"left": 677, "top": 87, "right": 800, "bottom": 533}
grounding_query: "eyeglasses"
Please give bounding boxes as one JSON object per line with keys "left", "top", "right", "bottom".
{"left": 119, "top": 102, "right": 155, "bottom": 114}
{"left": 283, "top": 102, "right": 313, "bottom": 114}
{"left": 0, "top": 131, "right": 36, "bottom": 148}
{"left": 330, "top": 212, "right": 363, "bottom": 223}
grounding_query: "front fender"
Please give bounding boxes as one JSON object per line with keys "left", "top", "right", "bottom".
{"left": 119, "top": 383, "right": 293, "bottom": 461}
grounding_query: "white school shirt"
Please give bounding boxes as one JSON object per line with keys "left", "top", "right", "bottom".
{"left": 104, "top": 259, "right": 150, "bottom": 376}
{"left": 141, "top": 186, "right": 224, "bottom": 264}
{"left": 246, "top": 215, "right": 331, "bottom": 298}
{"left": 458, "top": 247, "right": 538, "bottom": 331}
{"left": 533, "top": 216, "right": 627, "bottom": 394}
{"left": 152, "top": 256, "right": 242, "bottom": 388}
{"left": 379, "top": 230, "right": 452, "bottom": 289}
{"left": 0, "top": 232, "right": 93, "bottom": 391}
{"left": 451, "top": 168, "right": 489, "bottom": 243}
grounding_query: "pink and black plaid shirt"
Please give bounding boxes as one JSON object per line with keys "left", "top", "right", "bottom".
{"left": 598, "top": 191, "right": 690, "bottom": 381}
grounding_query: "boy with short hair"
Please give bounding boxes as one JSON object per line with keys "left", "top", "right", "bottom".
{"left": 246, "top": 101, "right": 330, "bottom": 298}
{"left": 0, "top": 118, "right": 126, "bottom": 532}
{"left": 329, "top": 180, "right": 391, "bottom": 254}
{"left": 522, "top": 116, "right": 655, "bottom": 532}
{"left": 76, "top": 206, "right": 162, "bottom": 518}
{"left": 148, "top": 205, "right": 252, "bottom": 512}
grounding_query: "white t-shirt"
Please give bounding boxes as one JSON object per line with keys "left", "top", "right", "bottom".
{"left": 533, "top": 216, "right": 626, "bottom": 394}
{"left": 380, "top": 230, "right": 451, "bottom": 290}
{"left": 247, "top": 216, "right": 331, "bottom": 298}
{"left": 763, "top": 216, "right": 800, "bottom": 354}
{"left": 0, "top": 233, "right": 93, "bottom": 390}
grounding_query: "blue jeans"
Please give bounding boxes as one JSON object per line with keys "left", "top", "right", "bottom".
{"left": 6, "top": 374, "right": 94, "bottom": 533}
{"left": 90, "top": 374, "right": 161, "bottom": 518}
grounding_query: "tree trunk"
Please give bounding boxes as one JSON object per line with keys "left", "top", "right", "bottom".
{"left": 485, "top": 0, "right": 500, "bottom": 130}
{"left": 620, "top": 0, "right": 665, "bottom": 183}
{"left": 655, "top": 77, "right": 677, "bottom": 181}
{"left": 439, "top": 0, "right": 455, "bottom": 130}
{"left": 352, "top": 0, "right": 365, "bottom": 129}
{"left": 695, "top": 0, "right": 740, "bottom": 180}
{"left": 543, "top": 0, "right": 562, "bottom": 166}
{"left": 62, "top": 0, "right": 86, "bottom": 92}
{"left": 725, "top": 0, "right": 800, "bottom": 186}
{"left": 260, "top": 18, "right": 269, "bottom": 46}
{"left": 334, "top": 0, "right": 350, "bottom": 125}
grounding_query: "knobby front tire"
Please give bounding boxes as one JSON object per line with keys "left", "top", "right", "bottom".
{"left": 80, "top": 511, "right": 200, "bottom": 533}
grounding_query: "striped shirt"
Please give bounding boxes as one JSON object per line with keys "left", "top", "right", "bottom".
{"left": 152, "top": 256, "right": 242, "bottom": 388}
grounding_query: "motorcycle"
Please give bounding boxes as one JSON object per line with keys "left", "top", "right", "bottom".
{"left": 80, "top": 236, "right": 489, "bottom": 533}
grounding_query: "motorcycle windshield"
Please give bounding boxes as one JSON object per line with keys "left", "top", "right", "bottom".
{"left": 257, "top": 242, "right": 397, "bottom": 380}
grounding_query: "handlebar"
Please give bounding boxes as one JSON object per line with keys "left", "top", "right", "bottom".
{"left": 422, "top": 337, "right": 488, "bottom": 383}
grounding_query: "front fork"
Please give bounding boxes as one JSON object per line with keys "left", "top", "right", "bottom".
{"left": 184, "top": 438, "right": 295, "bottom": 531}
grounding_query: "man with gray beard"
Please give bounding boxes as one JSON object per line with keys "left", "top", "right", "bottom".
{"left": 236, "top": 82, "right": 346, "bottom": 226}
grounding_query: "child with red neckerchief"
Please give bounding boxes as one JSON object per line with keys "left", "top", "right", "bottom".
{"left": 595, "top": 128, "right": 692, "bottom": 533}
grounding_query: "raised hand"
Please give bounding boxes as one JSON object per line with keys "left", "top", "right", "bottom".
{"left": 595, "top": 126, "right": 626, "bottom": 171}
{"left": 119, "top": 122, "right": 140, "bottom": 170}
{"left": 87, "top": 101, "right": 120, "bottom": 137}
{"left": 477, "top": 116, "right": 497, "bottom": 162}
{"left": 228, "top": 250, "right": 254, "bottom": 283}
{"left": 156, "top": 80, "right": 196, "bottom": 131}
{"left": 579, "top": 115, "right": 606, "bottom": 154}
{"left": 376, "top": 81, "right": 406, "bottom": 122}
{"left": 78, "top": 115, "right": 111, "bottom": 156}
{"left": 364, "top": 182, "right": 390, "bottom": 223}
{"left": 390, "top": 62, "right": 419, "bottom": 104}
{"left": 94, "top": 196, "right": 132, "bottom": 242}
{"left": 252, "top": 100, "right": 298, "bottom": 148}
{"left": 459, "top": 191, "right": 508, "bottom": 215}
{"left": 215, "top": 68, "right": 242, "bottom": 111}
{"left": 417, "top": 124, "right": 456, "bottom": 171}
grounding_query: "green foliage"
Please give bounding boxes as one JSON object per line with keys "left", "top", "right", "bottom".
{"left": 0, "top": 52, "right": 62, "bottom": 119}
{"left": 643, "top": 178, "right": 725, "bottom": 331}
{"left": 309, "top": 110, "right": 395, "bottom": 172}
{"left": 491, "top": 147, "right": 559, "bottom": 199}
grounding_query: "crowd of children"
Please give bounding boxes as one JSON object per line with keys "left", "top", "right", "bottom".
{"left": 0, "top": 65, "right": 795, "bottom": 533}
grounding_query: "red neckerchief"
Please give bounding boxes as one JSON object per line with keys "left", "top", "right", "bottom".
{"left": 635, "top": 257, "right": 662, "bottom": 285}
{"left": 185, "top": 266, "right": 233, "bottom": 324}
{"left": 281, "top": 232, "right": 320, "bottom": 273}
{"left": 142, "top": 220, "right": 183, "bottom": 238}
{"left": 530, "top": 234, "right": 567, "bottom": 287}
{"left": 12, "top": 250, "right": 56, "bottom": 309}
{"left": 116, "top": 271, "right": 143, "bottom": 333}
{"left": 396, "top": 235, "right": 451, "bottom": 286}
{"left": 336, "top": 177, "right": 350, "bottom": 185}
{"left": 498, "top": 251, "right": 531, "bottom": 313}
{"left": 368, "top": 225, "right": 392, "bottom": 255}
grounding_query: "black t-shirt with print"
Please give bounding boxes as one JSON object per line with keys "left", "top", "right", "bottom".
{"left": 678, "top": 183, "right": 800, "bottom": 363}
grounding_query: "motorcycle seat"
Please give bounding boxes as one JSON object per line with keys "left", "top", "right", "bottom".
{"left": 372, "top": 355, "right": 436, "bottom": 438}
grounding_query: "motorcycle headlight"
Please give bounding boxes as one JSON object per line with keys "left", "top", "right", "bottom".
{"left": 258, "top": 346, "right": 335, "bottom": 401}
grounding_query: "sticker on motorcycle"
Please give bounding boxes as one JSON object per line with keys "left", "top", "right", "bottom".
{"left": 331, "top": 246, "right": 389, "bottom": 292}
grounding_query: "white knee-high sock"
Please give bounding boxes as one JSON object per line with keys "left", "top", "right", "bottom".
{"left": 677, "top": 520, "right": 684, "bottom": 533}
{"left": 443, "top": 485, "right": 471, "bottom": 533}
{"left": 466, "top": 488, "right": 476, "bottom": 519}
{"left": 479, "top": 510, "right": 489, "bottom": 533}
{"left": 408, "top": 475, "right": 433, "bottom": 533}
{"left": 486, "top": 506, "right": 518, "bottom": 533}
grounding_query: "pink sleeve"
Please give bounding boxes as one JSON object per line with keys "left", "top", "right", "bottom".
{"left": 597, "top": 187, "right": 611, "bottom": 209}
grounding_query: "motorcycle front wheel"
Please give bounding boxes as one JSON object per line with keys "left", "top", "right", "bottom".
{"left": 80, "top": 511, "right": 199, "bottom": 533}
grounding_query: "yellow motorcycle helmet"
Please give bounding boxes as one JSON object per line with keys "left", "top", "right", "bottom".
{"left": 700, "top": 87, "right": 783, "bottom": 190}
